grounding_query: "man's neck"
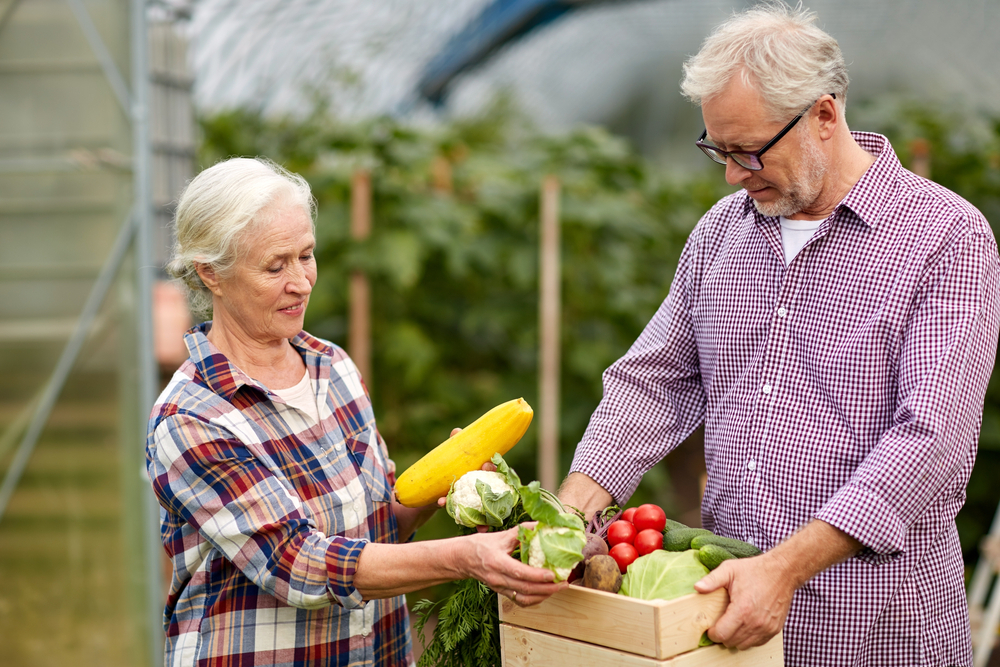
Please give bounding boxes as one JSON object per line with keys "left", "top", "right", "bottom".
{"left": 789, "top": 133, "right": 875, "bottom": 221}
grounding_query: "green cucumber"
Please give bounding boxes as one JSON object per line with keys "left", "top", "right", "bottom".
{"left": 663, "top": 518, "right": 689, "bottom": 533}
{"left": 662, "top": 527, "right": 712, "bottom": 551}
{"left": 697, "top": 544, "right": 736, "bottom": 570}
{"left": 689, "top": 534, "right": 762, "bottom": 558}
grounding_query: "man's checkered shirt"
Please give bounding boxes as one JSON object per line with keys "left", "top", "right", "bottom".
{"left": 572, "top": 133, "right": 1000, "bottom": 666}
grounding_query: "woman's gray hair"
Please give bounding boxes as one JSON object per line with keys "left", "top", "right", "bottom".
{"left": 166, "top": 156, "right": 317, "bottom": 320}
{"left": 680, "top": 2, "right": 848, "bottom": 122}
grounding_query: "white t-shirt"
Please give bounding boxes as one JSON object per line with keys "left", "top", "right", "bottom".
{"left": 271, "top": 369, "right": 320, "bottom": 425}
{"left": 778, "top": 216, "right": 822, "bottom": 265}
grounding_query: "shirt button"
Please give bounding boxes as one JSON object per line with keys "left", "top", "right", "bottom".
{"left": 353, "top": 499, "right": 363, "bottom": 513}
{"left": 761, "top": 384, "right": 772, "bottom": 395}
{"left": 747, "top": 459, "right": 757, "bottom": 471}
{"left": 335, "top": 442, "right": 344, "bottom": 451}
{"left": 777, "top": 307, "right": 788, "bottom": 318}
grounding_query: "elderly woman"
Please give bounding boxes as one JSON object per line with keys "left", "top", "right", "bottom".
{"left": 146, "top": 157, "right": 563, "bottom": 667}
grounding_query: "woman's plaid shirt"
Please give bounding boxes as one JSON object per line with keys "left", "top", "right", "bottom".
{"left": 572, "top": 133, "right": 1000, "bottom": 665}
{"left": 147, "top": 324, "right": 412, "bottom": 667}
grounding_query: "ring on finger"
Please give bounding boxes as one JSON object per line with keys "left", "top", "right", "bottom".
{"left": 511, "top": 590, "right": 517, "bottom": 603}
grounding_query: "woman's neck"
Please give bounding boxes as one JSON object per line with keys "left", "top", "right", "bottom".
{"left": 206, "top": 319, "right": 305, "bottom": 390}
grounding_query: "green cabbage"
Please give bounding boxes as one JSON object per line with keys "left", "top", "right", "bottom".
{"left": 619, "top": 549, "right": 710, "bottom": 601}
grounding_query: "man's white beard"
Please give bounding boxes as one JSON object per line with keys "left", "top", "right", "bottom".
{"left": 753, "top": 136, "right": 828, "bottom": 218}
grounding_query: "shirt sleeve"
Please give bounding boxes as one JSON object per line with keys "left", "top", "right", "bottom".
{"left": 815, "top": 230, "right": 1000, "bottom": 556}
{"left": 570, "top": 226, "right": 708, "bottom": 503}
{"left": 148, "top": 412, "right": 367, "bottom": 610}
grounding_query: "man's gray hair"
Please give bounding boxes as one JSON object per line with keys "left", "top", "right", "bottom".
{"left": 167, "top": 156, "right": 317, "bottom": 320}
{"left": 680, "top": 2, "right": 848, "bottom": 122}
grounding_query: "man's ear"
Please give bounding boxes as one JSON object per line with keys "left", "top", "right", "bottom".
{"left": 816, "top": 94, "right": 838, "bottom": 141}
{"left": 194, "top": 262, "right": 223, "bottom": 296}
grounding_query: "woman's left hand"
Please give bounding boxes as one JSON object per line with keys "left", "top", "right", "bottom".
{"left": 458, "top": 526, "right": 566, "bottom": 607}
{"left": 433, "top": 427, "right": 495, "bottom": 532}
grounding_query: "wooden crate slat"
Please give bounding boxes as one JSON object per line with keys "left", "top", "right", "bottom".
{"left": 501, "top": 624, "right": 783, "bottom": 666}
{"left": 501, "top": 624, "right": 672, "bottom": 666}
{"left": 667, "top": 634, "right": 784, "bottom": 666}
{"left": 499, "top": 586, "right": 728, "bottom": 659}
{"left": 500, "top": 586, "right": 660, "bottom": 656}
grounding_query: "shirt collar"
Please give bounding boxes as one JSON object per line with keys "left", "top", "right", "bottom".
{"left": 183, "top": 322, "right": 333, "bottom": 401}
{"left": 837, "top": 132, "right": 901, "bottom": 230}
{"left": 742, "top": 131, "right": 900, "bottom": 230}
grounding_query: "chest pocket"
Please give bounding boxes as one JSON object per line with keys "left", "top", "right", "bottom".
{"left": 344, "top": 426, "right": 393, "bottom": 504}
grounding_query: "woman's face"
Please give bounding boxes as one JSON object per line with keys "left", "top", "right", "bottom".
{"left": 212, "top": 202, "right": 317, "bottom": 345}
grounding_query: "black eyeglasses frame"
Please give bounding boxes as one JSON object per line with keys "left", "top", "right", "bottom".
{"left": 695, "top": 93, "right": 836, "bottom": 171}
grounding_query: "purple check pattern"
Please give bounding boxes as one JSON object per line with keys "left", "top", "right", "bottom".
{"left": 147, "top": 324, "right": 412, "bottom": 667}
{"left": 571, "top": 133, "right": 1000, "bottom": 666}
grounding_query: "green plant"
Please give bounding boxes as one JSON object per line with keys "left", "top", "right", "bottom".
{"left": 197, "top": 94, "right": 1000, "bottom": 594}
{"left": 199, "top": 101, "right": 721, "bottom": 506}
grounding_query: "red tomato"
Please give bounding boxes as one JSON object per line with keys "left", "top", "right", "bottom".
{"left": 621, "top": 507, "right": 637, "bottom": 523}
{"left": 633, "top": 504, "right": 667, "bottom": 533}
{"left": 634, "top": 528, "right": 664, "bottom": 556}
{"left": 609, "top": 542, "right": 639, "bottom": 574}
{"left": 606, "top": 520, "right": 636, "bottom": 547}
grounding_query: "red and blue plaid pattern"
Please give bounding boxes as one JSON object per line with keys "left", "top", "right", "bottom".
{"left": 147, "top": 324, "right": 412, "bottom": 666}
{"left": 572, "top": 133, "right": 1000, "bottom": 666}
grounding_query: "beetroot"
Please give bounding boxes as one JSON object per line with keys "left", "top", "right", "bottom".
{"left": 567, "top": 506, "right": 622, "bottom": 581}
{"left": 583, "top": 532, "right": 609, "bottom": 561}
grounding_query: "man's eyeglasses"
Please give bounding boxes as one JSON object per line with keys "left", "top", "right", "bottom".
{"left": 695, "top": 93, "right": 835, "bottom": 171}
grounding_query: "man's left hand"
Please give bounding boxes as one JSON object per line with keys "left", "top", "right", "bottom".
{"left": 694, "top": 519, "right": 862, "bottom": 649}
{"left": 693, "top": 552, "right": 794, "bottom": 649}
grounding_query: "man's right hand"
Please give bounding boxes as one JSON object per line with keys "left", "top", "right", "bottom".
{"left": 556, "top": 472, "right": 614, "bottom": 521}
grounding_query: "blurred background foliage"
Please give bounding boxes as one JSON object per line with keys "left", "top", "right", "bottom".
{"left": 197, "top": 95, "right": 1000, "bottom": 596}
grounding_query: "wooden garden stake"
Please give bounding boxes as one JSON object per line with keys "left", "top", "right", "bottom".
{"left": 539, "top": 174, "right": 561, "bottom": 493}
{"left": 350, "top": 168, "right": 372, "bottom": 382}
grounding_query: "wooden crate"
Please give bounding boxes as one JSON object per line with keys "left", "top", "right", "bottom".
{"left": 499, "top": 585, "right": 783, "bottom": 666}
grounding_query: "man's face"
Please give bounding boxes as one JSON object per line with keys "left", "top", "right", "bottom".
{"left": 701, "top": 77, "right": 828, "bottom": 218}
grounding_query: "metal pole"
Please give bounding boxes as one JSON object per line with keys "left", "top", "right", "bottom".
{"left": 0, "top": 212, "right": 135, "bottom": 521}
{"left": 538, "top": 175, "right": 561, "bottom": 493}
{"left": 130, "top": 0, "right": 164, "bottom": 664}
{"left": 349, "top": 169, "right": 373, "bottom": 382}
{"left": 66, "top": 0, "right": 133, "bottom": 116}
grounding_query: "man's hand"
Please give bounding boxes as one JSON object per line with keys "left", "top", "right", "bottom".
{"left": 694, "top": 519, "right": 861, "bottom": 649}
{"left": 694, "top": 552, "right": 795, "bottom": 648}
{"left": 556, "top": 472, "right": 614, "bottom": 521}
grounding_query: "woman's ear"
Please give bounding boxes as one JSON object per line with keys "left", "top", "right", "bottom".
{"left": 194, "top": 262, "right": 223, "bottom": 296}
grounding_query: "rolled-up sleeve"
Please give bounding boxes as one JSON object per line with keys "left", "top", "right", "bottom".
{"left": 571, "top": 225, "right": 707, "bottom": 503}
{"left": 149, "top": 413, "right": 367, "bottom": 610}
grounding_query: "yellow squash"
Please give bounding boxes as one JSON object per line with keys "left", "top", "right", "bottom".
{"left": 394, "top": 398, "right": 533, "bottom": 507}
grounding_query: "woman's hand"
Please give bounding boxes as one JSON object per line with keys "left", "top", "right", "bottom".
{"left": 434, "top": 427, "right": 496, "bottom": 532}
{"left": 458, "top": 526, "right": 566, "bottom": 607}
{"left": 396, "top": 427, "right": 471, "bottom": 537}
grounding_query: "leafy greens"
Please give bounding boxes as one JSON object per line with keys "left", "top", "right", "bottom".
{"left": 517, "top": 480, "right": 586, "bottom": 581}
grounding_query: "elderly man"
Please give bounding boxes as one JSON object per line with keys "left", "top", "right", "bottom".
{"left": 558, "top": 4, "right": 1000, "bottom": 665}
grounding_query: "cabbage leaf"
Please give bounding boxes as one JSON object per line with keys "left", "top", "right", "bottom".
{"left": 516, "top": 478, "right": 585, "bottom": 580}
{"left": 619, "top": 549, "right": 710, "bottom": 601}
